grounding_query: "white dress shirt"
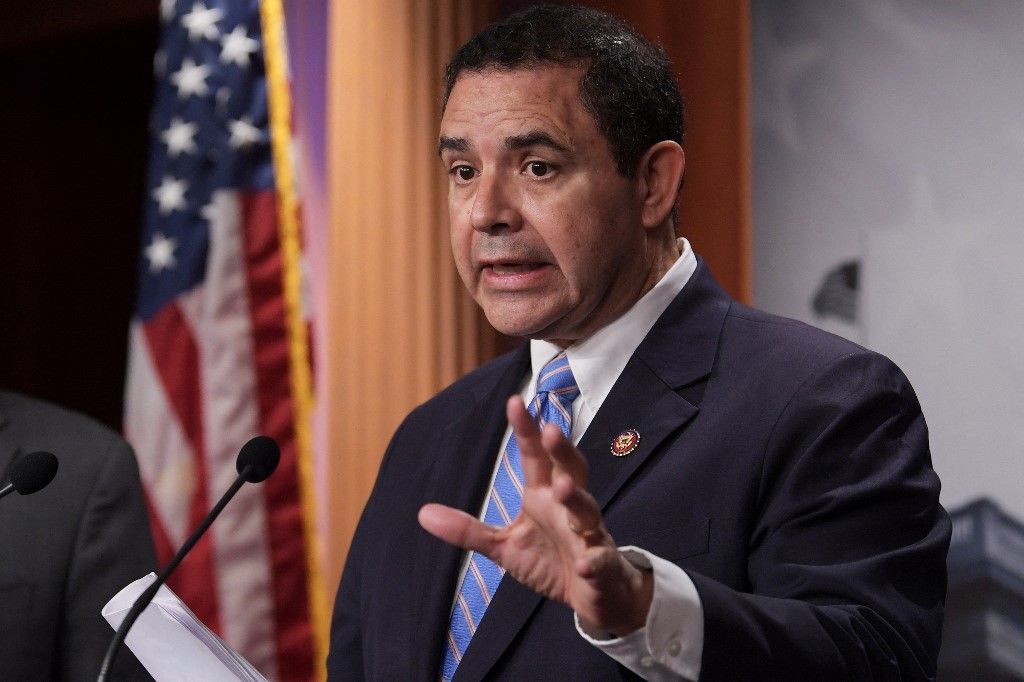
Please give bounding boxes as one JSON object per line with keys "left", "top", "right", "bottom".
{"left": 469, "top": 238, "right": 704, "bottom": 680}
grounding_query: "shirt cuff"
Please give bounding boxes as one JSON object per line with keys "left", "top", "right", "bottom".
{"left": 574, "top": 546, "right": 704, "bottom": 681}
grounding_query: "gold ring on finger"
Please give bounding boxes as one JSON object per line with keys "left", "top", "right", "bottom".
{"left": 568, "top": 519, "right": 601, "bottom": 541}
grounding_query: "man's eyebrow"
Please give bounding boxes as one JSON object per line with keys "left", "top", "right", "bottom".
{"left": 438, "top": 136, "right": 469, "bottom": 156}
{"left": 505, "top": 132, "right": 570, "bottom": 154}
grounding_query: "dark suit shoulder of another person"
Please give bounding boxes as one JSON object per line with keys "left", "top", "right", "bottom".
{"left": 0, "top": 390, "right": 157, "bottom": 681}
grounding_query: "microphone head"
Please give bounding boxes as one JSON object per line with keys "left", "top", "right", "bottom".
{"left": 236, "top": 436, "right": 280, "bottom": 483}
{"left": 11, "top": 451, "right": 59, "bottom": 494}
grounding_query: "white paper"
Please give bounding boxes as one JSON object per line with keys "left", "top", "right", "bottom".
{"left": 103, "top": 573, "right": 267, "bottom": 682}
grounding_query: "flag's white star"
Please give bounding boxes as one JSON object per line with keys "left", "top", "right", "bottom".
{"left": 200, "top": 202, "right": 217, "bottom": 222}
{"left": 160, "top": 0, "right": 177, "bottom": 22}
{"left": 181, "top": 2, "right": 223, "bottom": 42}
{"left": 153, "top": 176, "right": 189, "bottom": 214}
{"left": 220, "top": 25, "right": 259, "bottom": 67}
{"left": 200, "top": 194, "right": 230, "bottom": 225}
{"left": 170, "top": 58, "right": 211, "bottom": 98}
{"left": 228, "top": 117, "right": 263, "bottom": 149}
{"left": 145, "top": 232, "right": 178, "bottom": 273}
{"left": 161, "top": 117, "right": 199, "bottom": 157}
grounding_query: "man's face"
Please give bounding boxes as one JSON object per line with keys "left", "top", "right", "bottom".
{"left": 440, "top": 66, "right": 653, "bottom": 345}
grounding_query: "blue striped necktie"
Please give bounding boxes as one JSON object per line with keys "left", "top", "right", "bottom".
{"left": 441, "top": 352, "right": 579, "bottom": 680}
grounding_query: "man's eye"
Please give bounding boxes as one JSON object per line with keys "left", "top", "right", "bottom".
{"left": 526, "top": 161, "right": 551, "bottom": 177}
{"left": 454, "top": 165, "right": 476, "bottom": 181}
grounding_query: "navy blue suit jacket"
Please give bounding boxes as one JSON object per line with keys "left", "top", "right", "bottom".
{"left": 328, "top": 261, "right": 949, "bottom": 680}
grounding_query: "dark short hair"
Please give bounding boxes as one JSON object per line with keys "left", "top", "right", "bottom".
{"left": 442, "top": 4, "right": 684, "bottom": 177}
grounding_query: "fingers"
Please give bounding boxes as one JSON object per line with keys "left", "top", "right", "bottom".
{"left": 511, "top": 403, "right": 600, "bottom": 546}
{"left": 554, "top": 471, "right": 606, "bottom": 547}
{"left": 535, "top": 422, "right": 605, "bottom": 545}
{"left": 509, "top": 396, "right": 590, "bottom": 489}
{"left": 507, "top": 394, "right": 606, "bottom": 548}
{"left": 540, "top": 422, "right": 588, "bottom": 486}
{"left": 418, "top": 503, "right": 497, "bottom": 556}
{"left": 574, "top": 543, "right": 621, "bottom": 581}
{"left": 572, "top": 545, "right": 654, "bottom": 637}
{"left": 508, "top": 396, "right": 551, "bottom": 487}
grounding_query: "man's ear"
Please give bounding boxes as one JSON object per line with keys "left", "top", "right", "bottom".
{"left": 636, "top": 141, "right": 685, "bottom": 230}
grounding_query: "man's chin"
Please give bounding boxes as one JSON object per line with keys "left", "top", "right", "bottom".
{"left": 486, "top": 320, "right": 582, "bottom": 350}
{"left": 483, "top": 310, "right": 557, "bottom": 341}
{"left": 476, "top": 293, "right": 583, "bottom": 341}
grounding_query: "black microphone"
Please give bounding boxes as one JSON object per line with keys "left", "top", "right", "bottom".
{"left": 96, "top": 435, "right": 280, "bottom": 681}
{"left": 0, "top": 451, "right": 58, "bottom": 500}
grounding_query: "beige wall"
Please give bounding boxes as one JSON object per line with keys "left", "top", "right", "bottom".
{"left": 324, "top": 0, "right": 498, "bottom": 592}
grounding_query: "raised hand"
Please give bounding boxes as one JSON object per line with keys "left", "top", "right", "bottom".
{"left": 418, "top": 395, "right": 653, "bottom": 637}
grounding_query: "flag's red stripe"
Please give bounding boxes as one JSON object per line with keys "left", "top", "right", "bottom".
{"left": 142, "top": 304, "right": 223, "bottom": 634}
{"left": 241, "top": 189, "right": 315, "bottom": 680}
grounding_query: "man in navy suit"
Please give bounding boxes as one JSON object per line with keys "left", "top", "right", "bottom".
{"left": 328, "top": 6, "right": 949, "bottom": 680}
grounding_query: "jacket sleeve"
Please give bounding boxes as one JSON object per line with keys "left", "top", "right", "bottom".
{"left": 694, "top": 350, "right": 950, "bottom": 681}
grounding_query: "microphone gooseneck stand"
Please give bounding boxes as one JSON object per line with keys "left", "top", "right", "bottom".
{"left": 96, "top": 435, "right": 279, "bottom": 681}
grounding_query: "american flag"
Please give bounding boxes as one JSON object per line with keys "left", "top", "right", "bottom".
{"left": 124, "top": 1, "right": 317, "bottom": 678}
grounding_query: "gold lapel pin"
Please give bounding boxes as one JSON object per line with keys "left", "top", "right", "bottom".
{"left": 610, "top": 429, "right": 640, "bottom": 457}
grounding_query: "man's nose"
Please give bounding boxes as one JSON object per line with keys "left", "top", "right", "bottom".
{"left": 470, "top": 172, "right": 520, "bottom": 233}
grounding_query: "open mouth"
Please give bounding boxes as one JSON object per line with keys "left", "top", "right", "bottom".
{"left": 487, "top": 262, "right": 545, "bottom": 275}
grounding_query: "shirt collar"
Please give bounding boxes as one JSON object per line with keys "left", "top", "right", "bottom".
{"left": 529, "top": 238, "right": 697, "bottom": 414}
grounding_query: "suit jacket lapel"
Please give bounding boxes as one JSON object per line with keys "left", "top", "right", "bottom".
{"left": 409, "top": 345, "right": 531, "bottom": 676}
{"left": 578, "top": 360, "right": 698, "bottom": 511}
{"left": 582, "top": 260, "right": 731, "bottom": 510}
{"left": 454, "top": 261, "right": 732, "bottom": 679}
